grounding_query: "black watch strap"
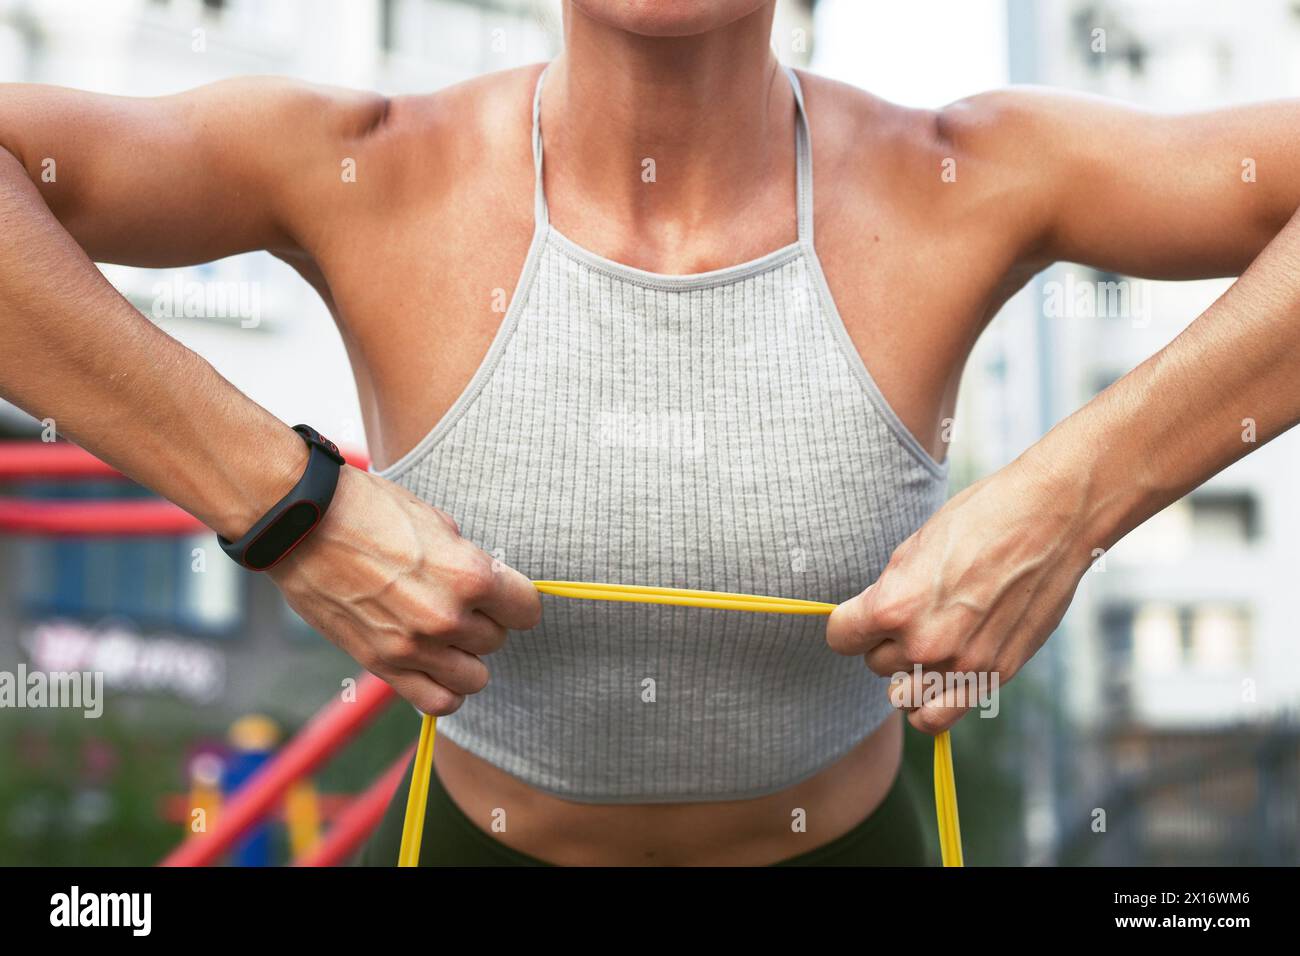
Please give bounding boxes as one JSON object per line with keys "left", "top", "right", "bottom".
{"left": 218, "top": 424, "right": 346, "bottom": 571}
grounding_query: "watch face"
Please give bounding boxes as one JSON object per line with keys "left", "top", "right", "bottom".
{"left": 245, "top": 501, "right": 320, "bottom": 570}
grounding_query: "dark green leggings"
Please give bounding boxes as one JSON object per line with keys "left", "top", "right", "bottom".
{"left": 359, "top": 756, "right": 936, "bottom": 866}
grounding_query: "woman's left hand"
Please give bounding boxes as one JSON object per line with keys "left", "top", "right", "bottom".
{"left": 826, "top": 453, "right": 1099, "bottom": 734}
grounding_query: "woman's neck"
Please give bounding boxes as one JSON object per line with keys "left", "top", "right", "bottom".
{"left": 544, "top": 3, "right": 793, "bottom": 236}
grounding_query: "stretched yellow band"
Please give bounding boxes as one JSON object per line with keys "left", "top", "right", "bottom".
{"left": 397, "top": 582, "right": 964, "bottom": 867}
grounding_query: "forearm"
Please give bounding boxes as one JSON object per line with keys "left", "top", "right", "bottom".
{"left": 1024, "top": 204, "right": 1300, "bottom": 556}
{"left": 0, "top": 148, "right": 306, "bottom": 539}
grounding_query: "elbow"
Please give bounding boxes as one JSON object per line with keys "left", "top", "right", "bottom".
{"left": 0, "top": 141, "right": 28, "bottom": 182}
{"left": 0, "top": 85, "right": 40, "bottom": 178}
{"left": 0, "top": 88, "right": 22, "bottom": 169}
{"left": 0, "top": 139, "right": 30, "bottom": 186}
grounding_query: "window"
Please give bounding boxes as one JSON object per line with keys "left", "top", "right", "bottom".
{"left": 1133, "top": 603, "right": 1180, "bottom": 674}
{"left": 1100, "top": 601, "right": 1252, "bottom": 678}
{"left": 16, "top": 481, "right": 244, "bottom": 636}
{"left": 1098, "top": 604, "right": 1135, "bottom": 715}
{"left": 381, "top": 0, "right": 396, "bottom": 52}
{"left": 1188, "top": 605, "right": 1251, "bottom": 670}
{"left": 1189, "top": 492, "right": 1257, "bottom": 546}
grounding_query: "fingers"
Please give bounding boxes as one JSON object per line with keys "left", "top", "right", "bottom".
{"left": 863, "top": 637, "right": 910, "bottom": 677}
{"left": 830, "top": 565, "right": 989, "bottom": 738}
{"left": 474, "top": 556, "right": 543, "bottom": 631}
{"left": 381, "top": 521, "right": 537, "bottom": 710}
{"left": 416, "top": 643, "right": 490, "bottom": 696}
{"left": 886, "top": 664, "right": 996, "bottom": 734}
{"left": 900, "top": 679, "right": 973, "bottom": 735}
{"left": 375, "top": 634, "right": 489, "bottom": 711}
{"left": 451, "top": 609, "right": 508, "bottom": 656}
{"left": 827, "top": 583, "right": 897, "bottom": 657}
{"left": 829, "top": 567, "right": 983, "bottom": 677}
{"left": 374, "top": 618, "right": 494, "bottom": 693}
{"left": 429, "top": 534, "right": 541, "bottom": 632}
{"left": 276, "top": 476, "right": 538, "bottom": 714}
{"left": 383, "top": 668, "right": 466, "bottom": 717}
{"left": 911, "top": 702, "right": 971, "bottom": 735}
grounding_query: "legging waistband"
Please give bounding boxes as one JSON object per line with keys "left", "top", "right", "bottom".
{"left": 360, "top": 754, "right": 935, "bottom": 867}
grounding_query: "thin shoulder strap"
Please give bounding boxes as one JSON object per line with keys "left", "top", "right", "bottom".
{"left": 784, "top": 65, "right": 814, "bottom": 247}
{"left": 531, "top": 64, "right": 550, "bottom": 229}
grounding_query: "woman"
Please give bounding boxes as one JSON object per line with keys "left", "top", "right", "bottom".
{"left": 1, "top": 1, "right": 1298, "bottom": 866}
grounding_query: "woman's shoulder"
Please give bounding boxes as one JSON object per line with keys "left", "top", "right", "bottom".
{"left": 382, "top": 64, "right": 543, "bottom": 161}
{"left": 793, "top": 69, "right": 940, "bottom": 165}
{"left": 795, "top": 68, "right": 1055, "bottom": 234}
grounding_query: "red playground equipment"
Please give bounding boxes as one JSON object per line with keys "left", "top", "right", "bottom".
{"left": 0, "top": 439, "right": 410, "bottom": 866}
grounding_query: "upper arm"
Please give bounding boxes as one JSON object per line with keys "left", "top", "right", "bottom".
{"left": 940, "top": 87, "right": 1300, "bottom": 280}
{"left": 0, "top": 77, "right": 388, "bottom": 267}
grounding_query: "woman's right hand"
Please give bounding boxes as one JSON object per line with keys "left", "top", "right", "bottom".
{"left": 267, "top": 466, "right": 542, "bottom": 714}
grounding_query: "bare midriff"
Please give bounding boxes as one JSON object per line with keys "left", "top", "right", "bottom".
{"left": 432, "top": 710, "right": 904, "bottom": 866}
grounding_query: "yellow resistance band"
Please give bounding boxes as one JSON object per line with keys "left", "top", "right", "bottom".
{"left": 397, "top": 581, "right": 964, "bottom": 867}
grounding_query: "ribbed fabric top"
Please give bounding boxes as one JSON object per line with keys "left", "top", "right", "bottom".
{"left": 375, "top": 65, "right": 950, "bottom": 802}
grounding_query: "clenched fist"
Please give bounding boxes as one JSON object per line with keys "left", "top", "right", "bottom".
{"left": 827, "top": 454, "right": 1096, "bottom": 734}
{"left": 268, "top": 466, "right": 542, "bottom": 714}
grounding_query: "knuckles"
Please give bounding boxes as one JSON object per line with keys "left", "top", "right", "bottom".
{"left": 428, "top": 506, "right": 461, "bottom": 537}
{"left": 869, "top": 595, "right": 913, "bottom": 633}
{"left": 863, "top": 654, "right": 899, "bottom": 679}
{"left": 990, "top": 654, "right": 1019, "bottom": 683}
{"left": 953, "top": 649, "right": 998, "bottom": 678}
{"left": 903, "top": 632, "right": 954, "bottom": 668}
{"left": 421, "top": 607, "right": 463, "bottom": 639}
{"left": 450, "top": 556, "right": 496, "bottom": 604}
{"left": 381, "top": 631, "right": 428, "bottom": 667}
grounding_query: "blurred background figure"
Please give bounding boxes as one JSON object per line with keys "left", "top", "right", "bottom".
{"left": 0, "top": 0, "right": 1297, "bottom": 865}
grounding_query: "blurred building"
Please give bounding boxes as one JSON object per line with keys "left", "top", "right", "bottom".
{"left": 1008, "top": 0, "right": 1300, "bottom": 865}
{"left": 813, "top": 0, "right": 1300, "bottom": 866}
{"left": 2, "top": 0, "right": 1294, "bottom": 867}
{"left": 0, "top": 0, "right": 816, "bottom": 702}
{"left": 0, "top": 0, "right": 814, "bottom": 863}
{"left": 0, "top": 0, "right": 575, "bottom": 732}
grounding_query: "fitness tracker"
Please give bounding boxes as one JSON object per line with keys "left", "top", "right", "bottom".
{"left": 218, "top": 424, "right": 346, "bottom": 571}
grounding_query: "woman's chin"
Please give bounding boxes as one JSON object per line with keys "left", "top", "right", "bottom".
{"left": 569, "top": 0, "right": 770, "bottom": 38}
